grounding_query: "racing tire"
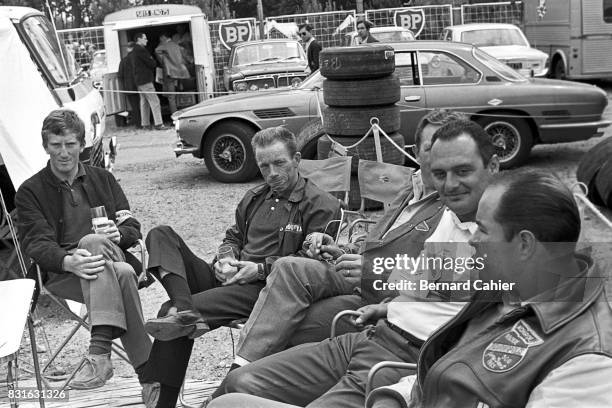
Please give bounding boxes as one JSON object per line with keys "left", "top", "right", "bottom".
{"left": 477, "top": 116, "right": 533, "bottom": 169}
{"left": 319, "top": 45, "right": 396, "bottom": 80}
{"left": 551, "top": 57, "right": 566, "bottom": 80}
{"left": 323, "top": 76, "right": 401, "bottom": 107}
{"left": 296, "top": 119, "right": 326, "bottom": 160}
{"left": 202, "top": 122, "right": 259, "bottom": 183}
{"left": 324, "top": 105, "right": 401, "bottom": 137}
{"left": 317, "top": 133, "right": 405, "bottom": 174}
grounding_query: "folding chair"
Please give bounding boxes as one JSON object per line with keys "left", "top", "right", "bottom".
{"left": 298, "top": 156, "right": 353, "bottom": 208}
{"left": 33, "top": 239, "right": 149, "bottom": 391}
{"left": 357, "top": 159, "right": 414, "bottom": 213}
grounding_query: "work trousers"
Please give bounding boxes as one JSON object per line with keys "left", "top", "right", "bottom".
{"left": 45, "top": 234, "right": 151, "bottom": 368}
{"left": 126, "top": 93, "right": 141, "bottom": 126}
{"left": 137, "top": 82, "right": 162, "bottom": 127}
{"left": 163, "top": 78, "right": 179, "bottom": 114}
{"left": 144, "top": 225, "right": 265, "bottom": 388}
{"left": 237, "top": 256, "right": 363, "bottom": 362}
{"left": 214, "top": 319, "right": 420, "bottom": 408}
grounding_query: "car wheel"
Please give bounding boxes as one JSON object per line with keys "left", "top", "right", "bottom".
{"left": 203, "top": 122, "right": 259, "bottom": 183}
{"left": 324, "top": 105, "right": 401, "bottom": 137}
{"left": 552, "top": 57, "right": 566, "bottom": 80}
{"left": 319, "top": 45, "right": 395, "bottom": 80}
{"left": 478, "top": 117, "right": 533, "bottom": 169}
{"left": 317, "top": 133, "right": 405, "bottom": 174}
{"left": 323, "top": 76, "right": 401, "bottom": 107}
{"left": 296, "top": 119, "right": 325, "bottom": 159}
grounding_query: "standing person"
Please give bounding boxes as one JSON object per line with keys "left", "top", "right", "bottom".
{"left": 356, "top": 20, "right": 379, "bottom": 44}
{"left": 117, "top": 42, "right": 141, "bottom": 127}
{"left": 15, "top": 109, "right": 153, "bottom": 392}
{"left": 132, "top": 32, "right": 166, "bottom": 130}
{"left": 155, "top": 32, "right": 190, "bottom": 115}
{"left": 298, "top": 24, "right": 322, "bottom": 73}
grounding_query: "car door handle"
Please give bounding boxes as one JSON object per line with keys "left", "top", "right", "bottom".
{"left": 404, "top": 95, "right": 421, "bottom": 102}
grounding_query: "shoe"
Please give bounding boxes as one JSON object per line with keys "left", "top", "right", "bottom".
{"left": 141, "top": 381, "right": 160, "bottom": 408}
{"left": 70, "top": 353, "right": 113, "bottom": 390}
{"left": 145, "top": 310, "right": 210, "bottom": 341}
{"left": 154, "top": 124, "right": 169, "bottom": 130}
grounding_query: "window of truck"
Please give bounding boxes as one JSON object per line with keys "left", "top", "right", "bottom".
{"left": 605, "top": 0, "right": 612, "bottom": 23}
{"left": 21, "top": 15, "right": 76, "bottom": 84}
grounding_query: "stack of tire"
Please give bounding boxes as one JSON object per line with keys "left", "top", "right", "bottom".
{"left": 318, "top": 44, "right": 404, "bottom": 210}
{"left": 577, "top": 137, "right": 612, "bottom": 209}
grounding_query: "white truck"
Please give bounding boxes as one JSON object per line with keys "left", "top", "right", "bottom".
{"left": 101, "top": 4, "right": 216, "bottom": 122}
{"left": 0, "top": 6, "right": 106, "bottom": 208}
{"left": 523, "top": 0, "right": 612, "bottom": 79}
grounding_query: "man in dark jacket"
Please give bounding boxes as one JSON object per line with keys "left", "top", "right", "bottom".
{"left": 367, "top": 169, "right": 612, "bottom": 408}
{"left": 140, "top": 126, "right": 341, "bottom": 408}
{"left": 356, "top": 20, "right": 379, "bottom": 44}
{"left": 132, "top": 32, "right": 166, "bottom": 130}
{"left": 117, "top": 41, "right": 141, "bottom": 127}
{"left": 15, "top": 109, "right": 151, "bottom": 390}
{"left": 298, "top": 24, "right": 322, "bottom": 73}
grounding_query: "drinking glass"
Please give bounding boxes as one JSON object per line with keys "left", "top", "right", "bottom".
{"left": 90, "top": 206, "right": 110, "bottom": 234}
{"left": 217, "top": 245, "right": 238, "bottom": 280}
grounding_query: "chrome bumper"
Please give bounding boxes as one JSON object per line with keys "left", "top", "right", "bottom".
{"left": 174, "top": 141, "right": 199, "bottom": 157}
{"left": 539, "top": 120, "right": 611, "bottom": 130}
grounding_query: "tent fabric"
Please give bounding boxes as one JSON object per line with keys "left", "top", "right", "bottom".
{"left": 0, "top": 16, "right": 56, "bottom": 190}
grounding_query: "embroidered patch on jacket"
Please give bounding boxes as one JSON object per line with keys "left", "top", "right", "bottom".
{"left": 482, "top": 320, "right": 544, "bottom": 373}
{"left": 283, "top": 223, "right": 303, "bottom": 233}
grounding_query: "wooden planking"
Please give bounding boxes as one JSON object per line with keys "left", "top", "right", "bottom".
{"left": 2, "top": 377, "right": 220, "bottom": 408}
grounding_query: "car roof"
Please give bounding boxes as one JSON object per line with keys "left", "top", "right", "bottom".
{"left": 386, "top": 40, "right": 475, "bottom": 52}
{"left": 445, "top": 23, "right": 521, "bottom": 32}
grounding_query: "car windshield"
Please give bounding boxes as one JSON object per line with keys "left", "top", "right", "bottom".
{"left": 232, "top": 42, "right": 305, "bottom": 66}
{"left": 21, "top": 15, "right": 77, "bottom": 84}
{"left": 299, "top": 71, "right": 323, "bottom": 89}
{"left": 373, "top": 30, "right": 415, "bottom": 43}
{"left": 473, "top": 48, "right": 527, "bottom": 82}
{"left": 461, "top": 28, "right": 528, "bottom": 47}
{"left": 91, "top": 52, "right": 106, "bottom": 70}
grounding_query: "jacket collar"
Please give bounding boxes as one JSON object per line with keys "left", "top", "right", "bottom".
{"left": 499, "top": 254, "right": 604, "bottom": 334}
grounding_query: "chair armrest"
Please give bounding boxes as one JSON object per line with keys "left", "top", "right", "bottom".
{"left": 366, "top": 361, "right": 417, "bottom": 397}
{"left": 330, "top": 310, "right": 362, "bottom": 338}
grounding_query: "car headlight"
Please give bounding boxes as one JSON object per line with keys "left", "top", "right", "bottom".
{"left": 234, "top": 82, "right": 248, "bottom": 92}
{"left": 174, "top": 119, "right": 180, "bottom": 132}
{"left": 249, "top": 84, "right": 259, "bottom": 91}
{"left": 291, "top": 77, "right": 302, "bottom": 87}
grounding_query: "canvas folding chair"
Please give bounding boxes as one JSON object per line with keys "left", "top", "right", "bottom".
{"left": 32, "top": 239, "right": 149, "bottom": 391}
{"left": 357, "top": 159, "right": 414, "bottom": 213}
{"left": 299, "top": 156, "right": 353, "bottom": 208}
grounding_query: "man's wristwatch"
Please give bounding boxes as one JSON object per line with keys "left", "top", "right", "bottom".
{"left": 256, "top": 263, "right": 266, "bottom": 281}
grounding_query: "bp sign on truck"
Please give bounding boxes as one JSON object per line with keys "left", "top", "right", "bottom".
{"left": 102, "top": 4, "right": 216, "bottom": 121}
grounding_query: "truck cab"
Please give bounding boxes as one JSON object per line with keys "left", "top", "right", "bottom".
{"left": 102, "top": 4, "right": 216, "bottom": 121}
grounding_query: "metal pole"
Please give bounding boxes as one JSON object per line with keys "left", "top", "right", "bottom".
{"left": 257, "top": 0, "right": 265, "bottom": 40}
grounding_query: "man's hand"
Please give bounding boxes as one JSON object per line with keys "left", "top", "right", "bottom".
{"left": 213, "top": 261, "right": 227, "bottom": 283}
{"left": 354, "top": 302, "right": 388, "bottom": 327}
{"left": 334, "top": 253, "right": 362, "bottom": 287}
{"left": 97, "top": 220, "right": 120, "bottom": 244}
{"left": 223, "top": 260, "right": 259, "bottom": 286}
{"left": 305, "top": 233, "right": 344, "bottom": 261}
{"left": 63, "top": 249, "right": 106, "bottom": 280}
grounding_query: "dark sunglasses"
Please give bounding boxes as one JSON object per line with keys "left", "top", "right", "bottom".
{"left": 299, "top": 32, "right": 308, "bottom": 36}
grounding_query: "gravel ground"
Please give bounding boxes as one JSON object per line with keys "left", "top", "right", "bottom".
{"left": 5, "top": 86, "right": 612, "bottom": 388}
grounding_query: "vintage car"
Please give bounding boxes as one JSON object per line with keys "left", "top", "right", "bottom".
{"left": 344, "top": 26, "right": 415, "bottom": 46}
{"left": 441, "top": 23, "right": 549, "bottom": 77}
{"left": 222, "top": 39, "right": 309, "bottom": 92}
{"left": 174, "top": 41, "right": 609, "bottom": 183}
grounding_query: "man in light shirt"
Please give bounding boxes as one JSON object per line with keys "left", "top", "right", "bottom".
{"left": 207, "top": 118, "right": 499, "bottom": 408}
{"left": 368, "top": 169, "right": 612, "bottom": 408}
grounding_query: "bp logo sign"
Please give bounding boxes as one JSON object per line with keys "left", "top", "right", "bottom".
{"left": 219, "top": 20, "right": 253, "bottom": 50}
{"left": 394, "top": 8, "right": 426, "bottom": 38}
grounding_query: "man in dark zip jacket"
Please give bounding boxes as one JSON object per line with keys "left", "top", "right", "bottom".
{"left": 140, "top": 126, "right": 341, "bottom": 407}
{"left": 366, "top": 169, "right": 612, "bottom": 408}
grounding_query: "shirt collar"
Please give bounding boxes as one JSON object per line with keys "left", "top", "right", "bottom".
{"left": 446, "top": 208, "right": 478, "bottom": 235}
{"left": 48, "top": 162, "right": 86, "bottom": 185}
